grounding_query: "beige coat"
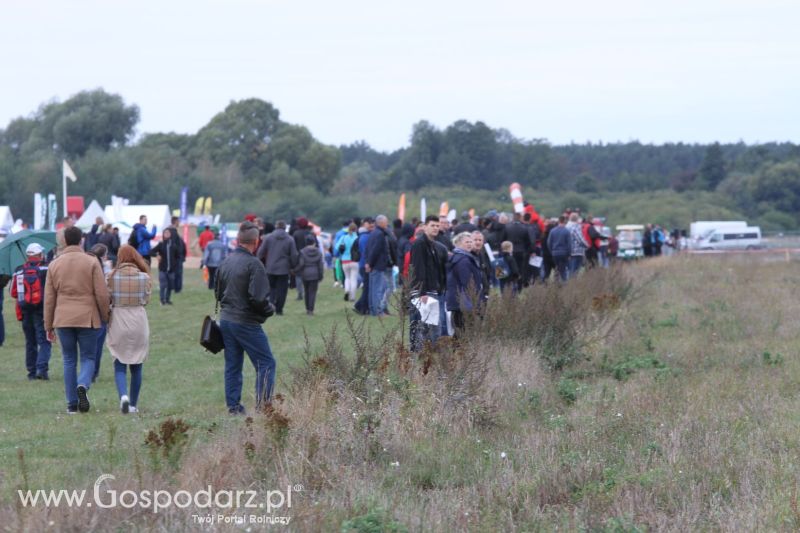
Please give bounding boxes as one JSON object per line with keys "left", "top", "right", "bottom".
{"left": 44, "top": 246, "right": 111, "bottom": 330}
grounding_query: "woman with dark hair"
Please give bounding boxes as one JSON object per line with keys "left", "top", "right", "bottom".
{"left": 106, "top": 245, "right": 152, "bottom": 414}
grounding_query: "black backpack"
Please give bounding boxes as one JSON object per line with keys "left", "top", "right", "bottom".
{"left": 127, "top": 228, "right": 139, "bottom": 248}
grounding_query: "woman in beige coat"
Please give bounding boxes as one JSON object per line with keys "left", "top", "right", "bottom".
{"left": 106, "top": 245, "right": 152, "bottom": 414}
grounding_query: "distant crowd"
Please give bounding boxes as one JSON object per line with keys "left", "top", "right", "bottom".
{"left": 3, "top": 203, "right": 685, "bottom": 416}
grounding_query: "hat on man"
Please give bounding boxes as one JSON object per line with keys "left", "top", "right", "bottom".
{"left": 26, "top": 243, "right": 45, "bottom": 256}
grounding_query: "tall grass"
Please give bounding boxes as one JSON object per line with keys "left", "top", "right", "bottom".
{"left": 5, "top": 255, "right": 800, "bottom": 531}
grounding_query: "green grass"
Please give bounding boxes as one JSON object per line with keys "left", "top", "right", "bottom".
{"left": 0, "top": 267, "right": 381, "bottom": 497}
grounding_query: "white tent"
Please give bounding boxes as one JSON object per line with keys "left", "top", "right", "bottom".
{"left": 103, "top": 204, "right": 172, "bottom": 244}
{"left": 75, "top": 200, "right": 106, "bottom": 229}
{"left": 0, "top": 207, "right": 14, "bottom": 232}
{"left": 103, "top": 205, "right": 171, "bottom": 231}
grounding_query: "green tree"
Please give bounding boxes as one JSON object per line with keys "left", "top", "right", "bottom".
{"left": 40, "top": 89, "right": 139, "bottom": 157}
{"left": 697, "top": 142, "right": 727, "bottom": 190}
{"left": 195, "top": 98, "right": 281, "bottom": 171}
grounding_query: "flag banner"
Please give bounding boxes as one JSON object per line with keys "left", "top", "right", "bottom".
{"left": 439, "top": 202, "right": 449, "bottom": 217}
{"left": 448, "top": 209, "right": 456, "bottom": 222}
{"left": 203, "top": 197, "right": 213, "bottom": 215}
{"left": 47, "top": 194, "right": 57, "bottom": 230}
{"left": 62, "top": 160, "right": 78, "bottom": 182}
{"left": 509, "top": 182, "right": 524, "bottom": 213}
{"left": 397, "top": 193, "right": 406, "bottom": 222}
{"left": 220, "top": 223, "right": 229, "bottom": 248}
{"left": 34, "top": 194, "right": 44, "bottom": 230}
{"left": 180, "top": 187, "right": 188, "bottom": 222}
{"left": 194, "top": 197, "right": 205, "bottom": 216}
{"left": 420, "top": 198, "right": 427, "bottom": 221}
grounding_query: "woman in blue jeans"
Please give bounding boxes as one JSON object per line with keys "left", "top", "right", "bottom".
{"left": 88, "top": 244, "right": 111, "bottom": 382}
{"left": 106, "top": 245, "right": 152, "bottom": 414}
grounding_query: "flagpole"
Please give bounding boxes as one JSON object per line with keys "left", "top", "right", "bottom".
{"left": 63, "top": 172, "right": 68, "bottom": 220}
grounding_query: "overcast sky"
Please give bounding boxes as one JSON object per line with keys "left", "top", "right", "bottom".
{"left": 1, "top": 0, "right": 797, "bottom": 151}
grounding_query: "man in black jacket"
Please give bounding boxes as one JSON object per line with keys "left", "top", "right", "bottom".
{"left": 504, "top": 213, "right": 533, "bottom": 287}
{"left": 409, "top": 215, "right": 448, "bottom": 351}
{"left": 216, "top": 222, "right": 276, "bottom": 415}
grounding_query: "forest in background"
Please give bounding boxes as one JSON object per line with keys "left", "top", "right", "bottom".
{"left": 1, "top": 88, "right": 798, "bottom": 230}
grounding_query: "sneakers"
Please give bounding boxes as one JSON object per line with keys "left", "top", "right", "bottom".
{"left": 120, "top": 395, "right": 130, "bottom": 414}
{"left": 228, "top": 404, "right": 246, "bottom": 415}
{"left": 129, "top": 406, "right": 138, "bottom": 413}
{"left": 36, "top": 373, "right": 49, "bottom": 381}
{"left": 67, "top": 406, "right": 78, "bottom": 415}
{"left": 344, "top": 293, "right": 350, "bottom": 302}
{"left": 76, "top": 385, "right": 90, "bottom": 413}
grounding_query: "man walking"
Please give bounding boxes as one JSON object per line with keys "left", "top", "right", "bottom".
{"left": 11, "top": 243, "right": 51, "bottom": 380}
{"left": 257, "top": 220, "right": 298, "bottom": 316}
{"left": 547, "top": 215, "right": 572, "bottom": 283}
{"left": 353, "top": 217, "right": 374, "bottom": 315}
{"left": 409, "top": 216, "right": 448, "bottom": 351}
{"left": 201, "top": 230, "right": 227, "bottom": 290}
{"left": 44, "top": 226, "right": 110, "bottom": 413}
{"left": 365, "top": 215, "right": 395, "bottom": 317}
{"left": 131, "top": 215, "right": 157, "bottom": 266}
{"left": 216, "top": 222, "right": 277, "bottom": 414}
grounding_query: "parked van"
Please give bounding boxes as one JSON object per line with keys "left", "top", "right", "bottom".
{"left": 615, "top": 224, "right": 644, "bottom": 259}
{"left": 689, "top": 221, "right": 748, "bottom": 244}
{"left": 696, "top": 227, "right": 762, "bottom": 250}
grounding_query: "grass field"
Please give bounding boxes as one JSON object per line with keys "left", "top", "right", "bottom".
{"left": 2, "top": 255, "right": 800, "bottom": 531}
{"left": 0, "top": 267, "right": 374, "bottom": 497}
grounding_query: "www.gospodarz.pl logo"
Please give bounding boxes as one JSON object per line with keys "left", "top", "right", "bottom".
{"left": 18, "top": 474, "right": 298, "bottom": 520}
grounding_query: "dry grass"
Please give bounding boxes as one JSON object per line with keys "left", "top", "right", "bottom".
{"left": 5, "top": 255, "right": 800, "bottom": 532}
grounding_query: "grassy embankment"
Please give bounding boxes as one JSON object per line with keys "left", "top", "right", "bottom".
{"left": 3, "top": 255, "right": 800, "bottom": 531}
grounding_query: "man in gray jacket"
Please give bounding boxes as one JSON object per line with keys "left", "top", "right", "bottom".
{"left": 216, "top": 222, "right": 276, "bottom": 414}
{"left": 256, "top": 220, "right": 298, "bottom": 316}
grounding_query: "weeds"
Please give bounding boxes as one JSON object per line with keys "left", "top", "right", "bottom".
{"left": 144, "top": 418, "right": 191, "bottom": 471}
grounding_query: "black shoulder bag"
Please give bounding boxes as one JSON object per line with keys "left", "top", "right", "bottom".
{"left": 200, "top": 277, "right": 224, "bottom": 354}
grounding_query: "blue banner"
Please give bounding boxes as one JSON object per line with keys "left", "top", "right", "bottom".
{"left": 220, "top": 223, "right": 229, "bottom": 249}
{"left": 180, "top": 186, "right": 188, "bottom": 222}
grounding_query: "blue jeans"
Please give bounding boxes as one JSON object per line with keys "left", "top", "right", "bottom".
{"left": 114, "top": 360, "right": 143, "bottom": 406}
{"left": 354, "top": 265, "right": 370, "bottom": 314}
{"left": 409, "top": 293, "right": 446, "bottom": 352}
{"left": 57, "top": 327, "right": 100, "bottom": 409}
{"left": 22, "top": 308, "right": 51, "bottom": 377}
{"left": 368, "top": 270, "right": 389, "bottom": 316}
{"left": 92, "top": 322, "right": 107, "bottom": 381}
{"left": 553, "top": 256, "right": 569, "bottom": 282}
{"left": 220, "top": 320, "right": 277, "bottom": 411}
{"left": 159, "top": 271, "right": 175, "bottom": 303}
{"left": 438, "top": 294, "right": 448, "bottom": 337}
{"left": 568, "top": 255, "right": 584, "bottom": 279}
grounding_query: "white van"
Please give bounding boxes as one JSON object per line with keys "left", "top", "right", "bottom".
{"left": 690, "top": 221, "right": 747, "bottom": 240}
{"left": 696, "top": 227, "right": 762, "bottom": 250}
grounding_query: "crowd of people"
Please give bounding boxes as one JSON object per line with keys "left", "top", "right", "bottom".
{"left": 4, "top": 202, "right": 680, "bottom": 416}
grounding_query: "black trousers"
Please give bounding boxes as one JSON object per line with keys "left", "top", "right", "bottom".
{"left": 303, "top": 280, "right": 319, "bottom": 312}
{"left": 267, "top": 274, "right": 289, "bottom": 314}
{"left": 207, "top": 266, "right": 218, "bottom": 290}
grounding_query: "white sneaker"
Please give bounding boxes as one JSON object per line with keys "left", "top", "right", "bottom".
{"left": 120, "top": 395, "right": 130, "bottom": 414}
{"left": 129, "top": 406, "right": 138, "bottom": 413}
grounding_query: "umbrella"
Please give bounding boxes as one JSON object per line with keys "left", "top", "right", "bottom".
{"left": 0, "top": 230, "right": 57, "bottom": 275}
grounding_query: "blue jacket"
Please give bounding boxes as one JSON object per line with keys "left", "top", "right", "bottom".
{"left": 132, "top": 223, "right": 157, "bottom": 257}
{"left": 357, "top": 231, "right": 370, "bottom": 269}
{"left": 365, "top": 227, "right": 391, "bottom": 272}
{"left": 334, "top": 232, "right": 359, "bottom": 261}
{"left": 202, "top": 239, "right": 228, "bottom": 268}
{"left": 547, "top": 225, "right": 572, "bottom": 258}
{"left": 446, "top": 248, "right": 484, "bottom": 312}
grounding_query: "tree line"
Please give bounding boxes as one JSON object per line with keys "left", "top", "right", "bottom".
{"left": 1, "top": 89, "right": 799, "bottom": 229}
